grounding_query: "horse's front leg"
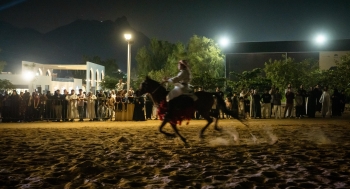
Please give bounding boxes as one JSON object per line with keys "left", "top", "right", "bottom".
{"left": 170, "top": 123, "right": 187, "bottom": 143}
{"left": 159, "top": 119, "right": 176, "bottom": 138}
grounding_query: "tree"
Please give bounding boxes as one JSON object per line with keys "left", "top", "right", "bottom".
{"left": 320, "top": 53, "right": 350, "bottom": 91}
{"left": 187, "top": 35, "right": 225, "bottom": 78}
{"left": 264, "top": 55, "right": 320, "bottom": 90}
{"left": 135, "top": 38, "right": 176, "bottom": 77}
{"left": 135, "top": 35, "right": 226, "bottom": 91}
{"left": 0, "top": 79, "right": 15, "bottom": 90}
{"left": 227, "top": 68, "right": 271, "bottom": 92}
{"left": 99, "top": 75, "right": 119, "bottom": 90}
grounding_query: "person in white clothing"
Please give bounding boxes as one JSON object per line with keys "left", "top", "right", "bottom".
{"left": 66, "top": 89, "right": 78, "bottom": 121}
{"left": 86, "top": 92, "right": 97, "bottom": 121}
{"left": 319, "top": 87, "right": 331, "bottom": 118}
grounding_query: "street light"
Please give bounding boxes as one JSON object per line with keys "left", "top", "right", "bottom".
{"left": 124, "top": 33, "right": 132, "bottom": 97}
{"left": 314, "top": 34, "right": 327, "bottom": 45}
{"left": 218, "top": 37, "right": 231, "bottom": 79}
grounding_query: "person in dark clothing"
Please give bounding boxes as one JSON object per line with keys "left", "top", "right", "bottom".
{"left": 53, "top": 90, "right": 63, "bottom": 122}
{"left": 260, "top": 89, "right": 272, "bottom": 118}
{"left": 331, "top": 88, "right": 341, "bottom": 116}
{"left": 315, "top": 84, "right": 323, "bottom": 112}
{"left": 339, "top": 90, "right": 346, "bottom": 114}
{"left": 252, "top": 89, "right": 261, "bottom": 119}
{"left": 284, "top": 88, "right": 295, "bottom": 118}
{"left": 145, "top": 94, "right": 153, "bottom": 120}
{"left": 133, "top": 96, "right": 145, "bottom": 121}
{"left": 9, "top": 90, "right": 21, "bottom": 122}
{"left": 62, "top": 89, "right": 69, "bottom": 121}
{"left": 298, "top": 85, "right": 307, "bottom": 116}
{"left": 216, "top": 87, "right": 225, "bottom": 118}
{"left": 307, "top": 87, "right": 317, "bottom": 118}
{"left": 45, "top": 91, "right": 54, "bottom": 121}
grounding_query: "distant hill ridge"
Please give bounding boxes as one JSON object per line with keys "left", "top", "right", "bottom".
{"left": 0, "top": 16, "right": 150, "bottom": 73}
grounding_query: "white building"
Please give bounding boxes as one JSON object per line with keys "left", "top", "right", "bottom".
{"left": 0, "top": 61, "right": 104, "bottom": 94}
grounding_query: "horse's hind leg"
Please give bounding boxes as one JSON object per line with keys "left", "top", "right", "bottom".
{"left": 199, "top": 114, "right": 213, "bottom": 138}
{"left": 159, "top": 119, "right": 176, "bottom": 138}
{"left": 170, "top": 123, "right": 187, "bottom": 143}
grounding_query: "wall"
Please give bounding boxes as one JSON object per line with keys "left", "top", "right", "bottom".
{"left": 319, "top": 51, "right": 349, "bottom": 70}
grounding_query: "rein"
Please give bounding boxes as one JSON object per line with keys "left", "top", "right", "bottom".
{"left": 151, "top": 84, "right": 162, "bottom": 94}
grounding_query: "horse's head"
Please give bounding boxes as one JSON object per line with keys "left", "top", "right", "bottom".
{"left": 135, "top": 76, "right": 162, "bottom": 97}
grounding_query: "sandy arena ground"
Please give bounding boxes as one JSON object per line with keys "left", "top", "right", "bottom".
{"left": 1, "top": 113, "right": 350, "bottom": 188}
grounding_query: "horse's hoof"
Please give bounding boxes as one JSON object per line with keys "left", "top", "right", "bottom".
{"left": 214, "top": 127, "right": 222, "bottom": 132}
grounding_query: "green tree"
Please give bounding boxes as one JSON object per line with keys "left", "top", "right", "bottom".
{"left": 187, "top": 35, "right": 225, "bottom": 78}
{"left": 264, "top": 55, "right": 320, "bottom": 90}
{"left": 99, "top": 75, "right": 119, "bottom": 90}
{"left": 135, "top": 38, "right": 176, "bottom": 77}
{"left": 227, "top": 68, "right": 271, "bottom": 92}
{"left": 0, "top": 79, "right": 15, "bottom": 90}
{"left": 320, "top": 53, "right": 350, "bottom": 91}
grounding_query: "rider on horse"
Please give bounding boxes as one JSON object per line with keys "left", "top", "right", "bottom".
{"left": 162, "top": 60, "right": 197, "bottom": 120}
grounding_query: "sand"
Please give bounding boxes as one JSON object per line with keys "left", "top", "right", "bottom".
{"left": 0, "top": 114, "right": 350, "bottom": 188}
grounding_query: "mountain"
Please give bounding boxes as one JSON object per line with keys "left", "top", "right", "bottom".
{"left": 0, "top": 16, "right": 150, "bottom": 74}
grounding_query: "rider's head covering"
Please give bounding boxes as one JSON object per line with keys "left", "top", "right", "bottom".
{"left": 178, "top": 60, "right": 188, "bottom": 68}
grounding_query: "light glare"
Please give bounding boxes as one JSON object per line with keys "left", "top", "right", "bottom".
{"left": 315, "top": 34, "right": 326, "bottom": 44}
{"left": 124, "top": 34, "right": 132, "bottom": 40}
{"left": 219, "top": 37, "right": 230, "bottom": 47}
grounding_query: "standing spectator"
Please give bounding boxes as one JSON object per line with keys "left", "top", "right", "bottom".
{"left": 77, "top": 89, "right": 85, "bottom": 121}
{"left": 319, "top": 87, "right": 331, "bottom": 118}
{"left": 269, "top": 85, "right": 276, "bottom": 117}
{"left": 261, "top": 89, "right": 272, "bottom": 119}
{"left": 133, "top": 96, "right": 145, "bottom": 121}
{"left": 273, "top": 88, "right": 282, "bottom": 119}
{"left": 66, "top": 89, "right": 78, "bottom": 121}
{"left": 244, "top": 92, "right": 251, "bottom": 119}
{"left": 145, "top": 94, "right": 153, "bottom": 120}
{"left": 295, "top": 91, "right": 303, "bottom": 118}
{"left": 238, "top": 96, "right": 245, "bottom": 118}
{"left": 284, "top": 88, "right": 295, "bottom": 118}
{"left": 32, "top": 92, "right": 41, "bottom": 121}
{"left": 39, "top": 92, "right": 47, "bottom": 121}
{"left": 225, "top": 96, "right": 232, "bottom": 119}
{"left": 53, "top": 89, "right": 63, "bottom": 122}
{"left": 216, "top": 87, "right": 224, "bottom": 118}
{"left": 86, "top": 91, "right": 97, "bottom": 121}
{"left": 307, "top": 87, "right": 317, "bottom": 118}
{"left": 9, "top": 90, "right": 21, "bottom": 122}
{"left": 116, "top": 79, "right": 125, "bottom": 94}
{"left": 252, "top": 89, "right": 261, "bottom": 119}
{"left": 106, "top": 95, "right": 115, "bottom": 121}
{"left": 62, "top": 89, "right": 69, "bottom": 122}
{"left": 232, "top": 92, "right": 239, "bottom": 116}
{"left": 44, "top": 91, "right": 53, "bottom": 121}
{"left": 339, "top": 90, "right": 346, "bottom": 114}
{"left": 249, "top": 89, "right": 254, "bottom": 118}
{"left": 298, "top": 85, "right": 307, "bottom": 117}
{"left": 315, "top": 84, "right": 323, "bottom": 112}
{"left": 331, "top": 88, "right": 341, "bottom": 116}
{"left": 97, "top": 90, "right": 106, "bottom": 121}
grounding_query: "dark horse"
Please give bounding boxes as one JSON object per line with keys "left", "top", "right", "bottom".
{"left": 137, "top": 76, "right": 235, "bottom": 143}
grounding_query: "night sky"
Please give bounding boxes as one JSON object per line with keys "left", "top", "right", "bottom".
{"left": 0, "top": 0, "right": 350, "bottom": 44}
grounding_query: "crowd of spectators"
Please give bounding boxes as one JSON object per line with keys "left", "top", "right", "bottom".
{"left": 0, "top": 85, "right": 148, "bottom": 122}
{"left": 1, "top": 82, "right": 348, "bottom": 122}
{"left": 216, "top": 84, "right": 347, "bottom": 119}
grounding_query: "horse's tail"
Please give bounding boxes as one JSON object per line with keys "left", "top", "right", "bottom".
{"left": 212, "top": 93, "right": 238, "bottom": 118}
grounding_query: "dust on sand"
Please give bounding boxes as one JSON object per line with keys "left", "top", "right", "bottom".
{"left": 0, "top": 116, "right": 350, "bottom": 188}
